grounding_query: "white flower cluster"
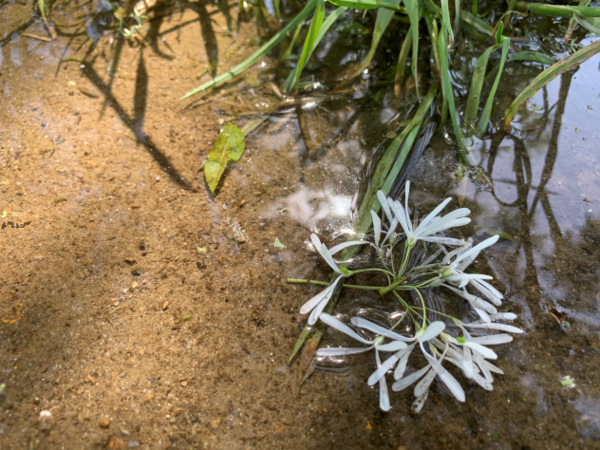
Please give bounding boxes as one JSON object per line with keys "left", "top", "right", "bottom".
{"left": 298, "top": 181, "right": 522, "bottom": 412}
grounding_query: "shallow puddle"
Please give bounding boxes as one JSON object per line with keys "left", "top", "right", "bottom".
{"left": 1, "top": 1, "right": 600, "bottom": 449}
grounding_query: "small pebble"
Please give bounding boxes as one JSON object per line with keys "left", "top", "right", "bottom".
{"left": 98, "top": 416, "right": 110, "bottom": 428}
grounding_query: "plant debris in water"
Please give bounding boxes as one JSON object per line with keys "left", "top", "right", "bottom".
{"left": 290, "top": 181, "right": 523, "bottom": 412}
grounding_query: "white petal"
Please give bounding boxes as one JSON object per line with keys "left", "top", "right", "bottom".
{"left": 474, "top": 307, "right": 492, "bottom": 323}
{"left": 417, "top": 321, "right": 446, "bottom": 343}
{"left": 481, "top": 359, "right": 504, "bottom": 375}
{"left": 489, "top": 312, "right": 517, "bottom": 321}
{"left": 394, "top": 344, "right": 415, "bottom": 380}
{"left": 390, "top": 200, "right": 411, "bottom": 236}
{"left": 382, "top": 217, "right": 398, "bottom": 244}
{"left": 464, "top": 322, "right": 524, "bottom": 334}
{"left": 391, "top": 365, "right": 430, "bottom": 391}
{"left": 418, "top": 217, "right": 471, "bottom": 237}
{"left": 414, "top": 198, "right": 452, "bottom": 235}
{"left": 420, "top": 342, "right": 466, "bottom": 402}
{"left": 329, "top": 240, "right": 369, "bottom": 256}
{"left": 411, "top": 390, "right": 429, "bottom": 414}
{"left": 319, "top": 313, "right": 373, "bottom": 344}
{"left": 376, "top": 341, "right": 407, "bottom": 352}
{"left": 351, "top": 317, "right": 415, "bottom": 342}
{"left": 414, "top": 366, "right": 436, "bottom": 397}
{"left": 316, "top": 346, "right": 372, "bottom": 356}
{"left": 300, "top": 282, "right": 336, "bottom": 315}
{"left": 376, "top": 350, "right": 390, "bottom": 412}
{"left": 305, "top": 276, "right": 343, "bottom": 325}
{"left": 455, "top": 235, "right": 499, "bottom": 265}
{"left": 464, "top": 342, "right": 497, "bottom": 360}
{"left": 468, "top": 334, "right": 513, "bottom": 345}
{"left": 377, "top": 190, "right": 394, "bottom": 224}
{"left": 420, "top": 236, "right": 467, "bottom": 246}
{"left": 371, "top": 211, "right": 381, "bottom": 247}
{"left": 319, "top": 244, "right": 342, "bottom": 274}
{"left": 368, "top": 350, "right": 404, "bottom": 386}
{"left": 470, "top": 278, "right": 503, "bottom": 305}
{"left": 472, "top": 372, "right": 494, "bottom": 391}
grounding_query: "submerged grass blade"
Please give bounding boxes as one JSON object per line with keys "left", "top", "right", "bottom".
{"left": 514, "top": 2, "right": 600, "bottom": 18}
{"left": 504, "top": 39, "right": 600, "bottom": 126}
{"left": 403, "top": 0, "right": 422, "bottom": 97}
{"left": 285, "top": 0, "right": 326, "bottom": 92}
{"left": 461, "top": 9, "right": 493, "bottom": 36}
{"left": 463, "top": 43, "right": 501, "bottom": 130}
{"left": 328, "top": 0, "right": 406, "bottom": 12}
{"left": 352, "top": 0, "right": 401, "bottom": 78}
{"left": 476, "top": 37, "right": 510, "bottom": 137}
{"left": 180, "top": 0, "right": 319, "bottom": 100}
{"left": 285, "top": 6, "right": 347, "bottom": 92}
{"left": 438, "top": 21, "right": 467, "bottom": 160}
{"left": 509, "top": 51, "right": 555, "bottom": 65}
{"left": 394, "top": 24, "right": 412, "bottom": 96}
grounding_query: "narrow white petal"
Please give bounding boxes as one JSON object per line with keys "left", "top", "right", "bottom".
{"left": 390, "top": 200, "right": 411, "bottom": 236}
{"left": 328, "top": 240, "right": 369, "bottom": 256}
{"left": 414, "top": 198, "right": 452, "bottom": 235}
{"left": 417, "top": 321, "right": 446, "bottom": 343}
{"left": 481, "top": 359, "right": 504, "bottom": 375}
{"left": 368, "top": 350, "right": 404, "bottom": 386}
{"left": 310, "top": 233, "right": 322, "bottom": 250}
{"left": 391, "top": 365, "right": 430, "bottom": 391}
{"left": 305, "top": 276, "right": 343, "bottom": 325}
{"left": 470, "top": 278, "right": 503, "bottom": 305}
{"left": 316, "top": 346, "right": 372, "bottom": 356}
{"left": 469, "top": 334, "right": 513, "bottom": 345}
{"left": 377, "top": 190, "right": 394, "bottom": 224}
{"left": 420, "top": 236, "right": 467, "bottom": 246}
{"left": 489, "top": 312, "right": 517, "bottom": 321}
{"left": 420, "top": 248, "right": 443, "bottom": 266}
{"left": 411, "top": 390, "right": 429, "bottom": 413}
{"left": 442, "top": 240, "right": 472, "bottom": 264}
{"left": 377, "top": 341, "right": 407, "bottom": 352}
{"left": 319, "top": 313, "right": 373, "bottom": 344}
{"left": 464, "top": 342, "right": 498, "bottom": 360}
{"left": 351, "top": 317, "right": 415, "bottom": 342}
{"left": 420, "top": 342, "right": 466, "bottom": 402}
{"left": 371, "top": 211, "right": 381, "bottom": 247}
{"left": 300, "top": 282, "right": 335, "bottom": 315}
{"left": 473, "top": 350, "right": 494, "bottom": 383}
{"left": 472, "top": 372, "right": 494, "bottom": 391}
{"left": 376, "top": 350, "right": 390, "bottom": 412}
{"left": 464, "top": 322, "right": 524, "bottom": 334}
{"left": 414, "top": 366, "right": 436, "bottom": 397}
{"left": 418, "top": 217, "right": 471, "bottom": 237}
{"left": 319, "top": 244, "right": 342, "bottom": 274}
{"left": 394, "top": 344, "right": 415, "bottom": 380}
{"left": 382, "top": 217, "right": 398, "bottom": 243}
{"left": 455, "top": 235, "right": 499, "bottom": 265}
{"left": 474, "top": 307, "right": 492, "bottom": 323}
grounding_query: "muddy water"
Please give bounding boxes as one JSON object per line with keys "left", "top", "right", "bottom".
{"left": 1, "top": 2, "right": 600, "bottom": 449}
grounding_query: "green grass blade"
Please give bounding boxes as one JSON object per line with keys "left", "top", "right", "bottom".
{"left": 476, "top": 37, "right": 509, "bottom": 137}
{"left": 424, "top": 10, "right": 441, "bottom": 80}
{"left": 454, "top": 0, "right": 461, "bottom": 39}
{"left": 180, "top": 0, "right": 319, "bottom": 100}
{"left": 285, "top": 0, "right": 326, "bottom": 92}
{"left": 274, "top": 0, "right": 281, "bottom": 19}
{"left": 352, "top": 0, "right": 402, "bottom": 78}
{"left": 393, "top": 24, "right": 413, "bottom": 96}
{"left": 328, "top": 0, "right": 406, "bottom": 12}
{"left": 514, "top": 2, "right": 600, "bottom": 18}
{"left": 280, "top": 23, "right": 303, "bottom": 61}
{"left": 403, "top": 0, "right": 422, "bottom": 97}
{"left": 566, "top": 0, "right": 591, "bottom": 42}
{"left": 440, "top": 0, "right": 454, "bottom": 43}
{"left": 509, "top": 51, "right": 555, "bottom": 65}
{"left": 463, "top": 43, "right": 501, "bottom": 130}
{"left": 505, "top": 38, "right": 600, "bottom": 126}
{"left": 438, "top": 21, "right": 467, "bottom": 161}
{"left": 472, "top": 0, "right": 478, "bottom": 16}
{"left": 574, "top": 14, "right": 600, "bottom": 35}
{"left": 285, "top": 6, "right": 347, "bottom": 91}
{"left": 461, "top": 9, "right": 493, "bottom": 36}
